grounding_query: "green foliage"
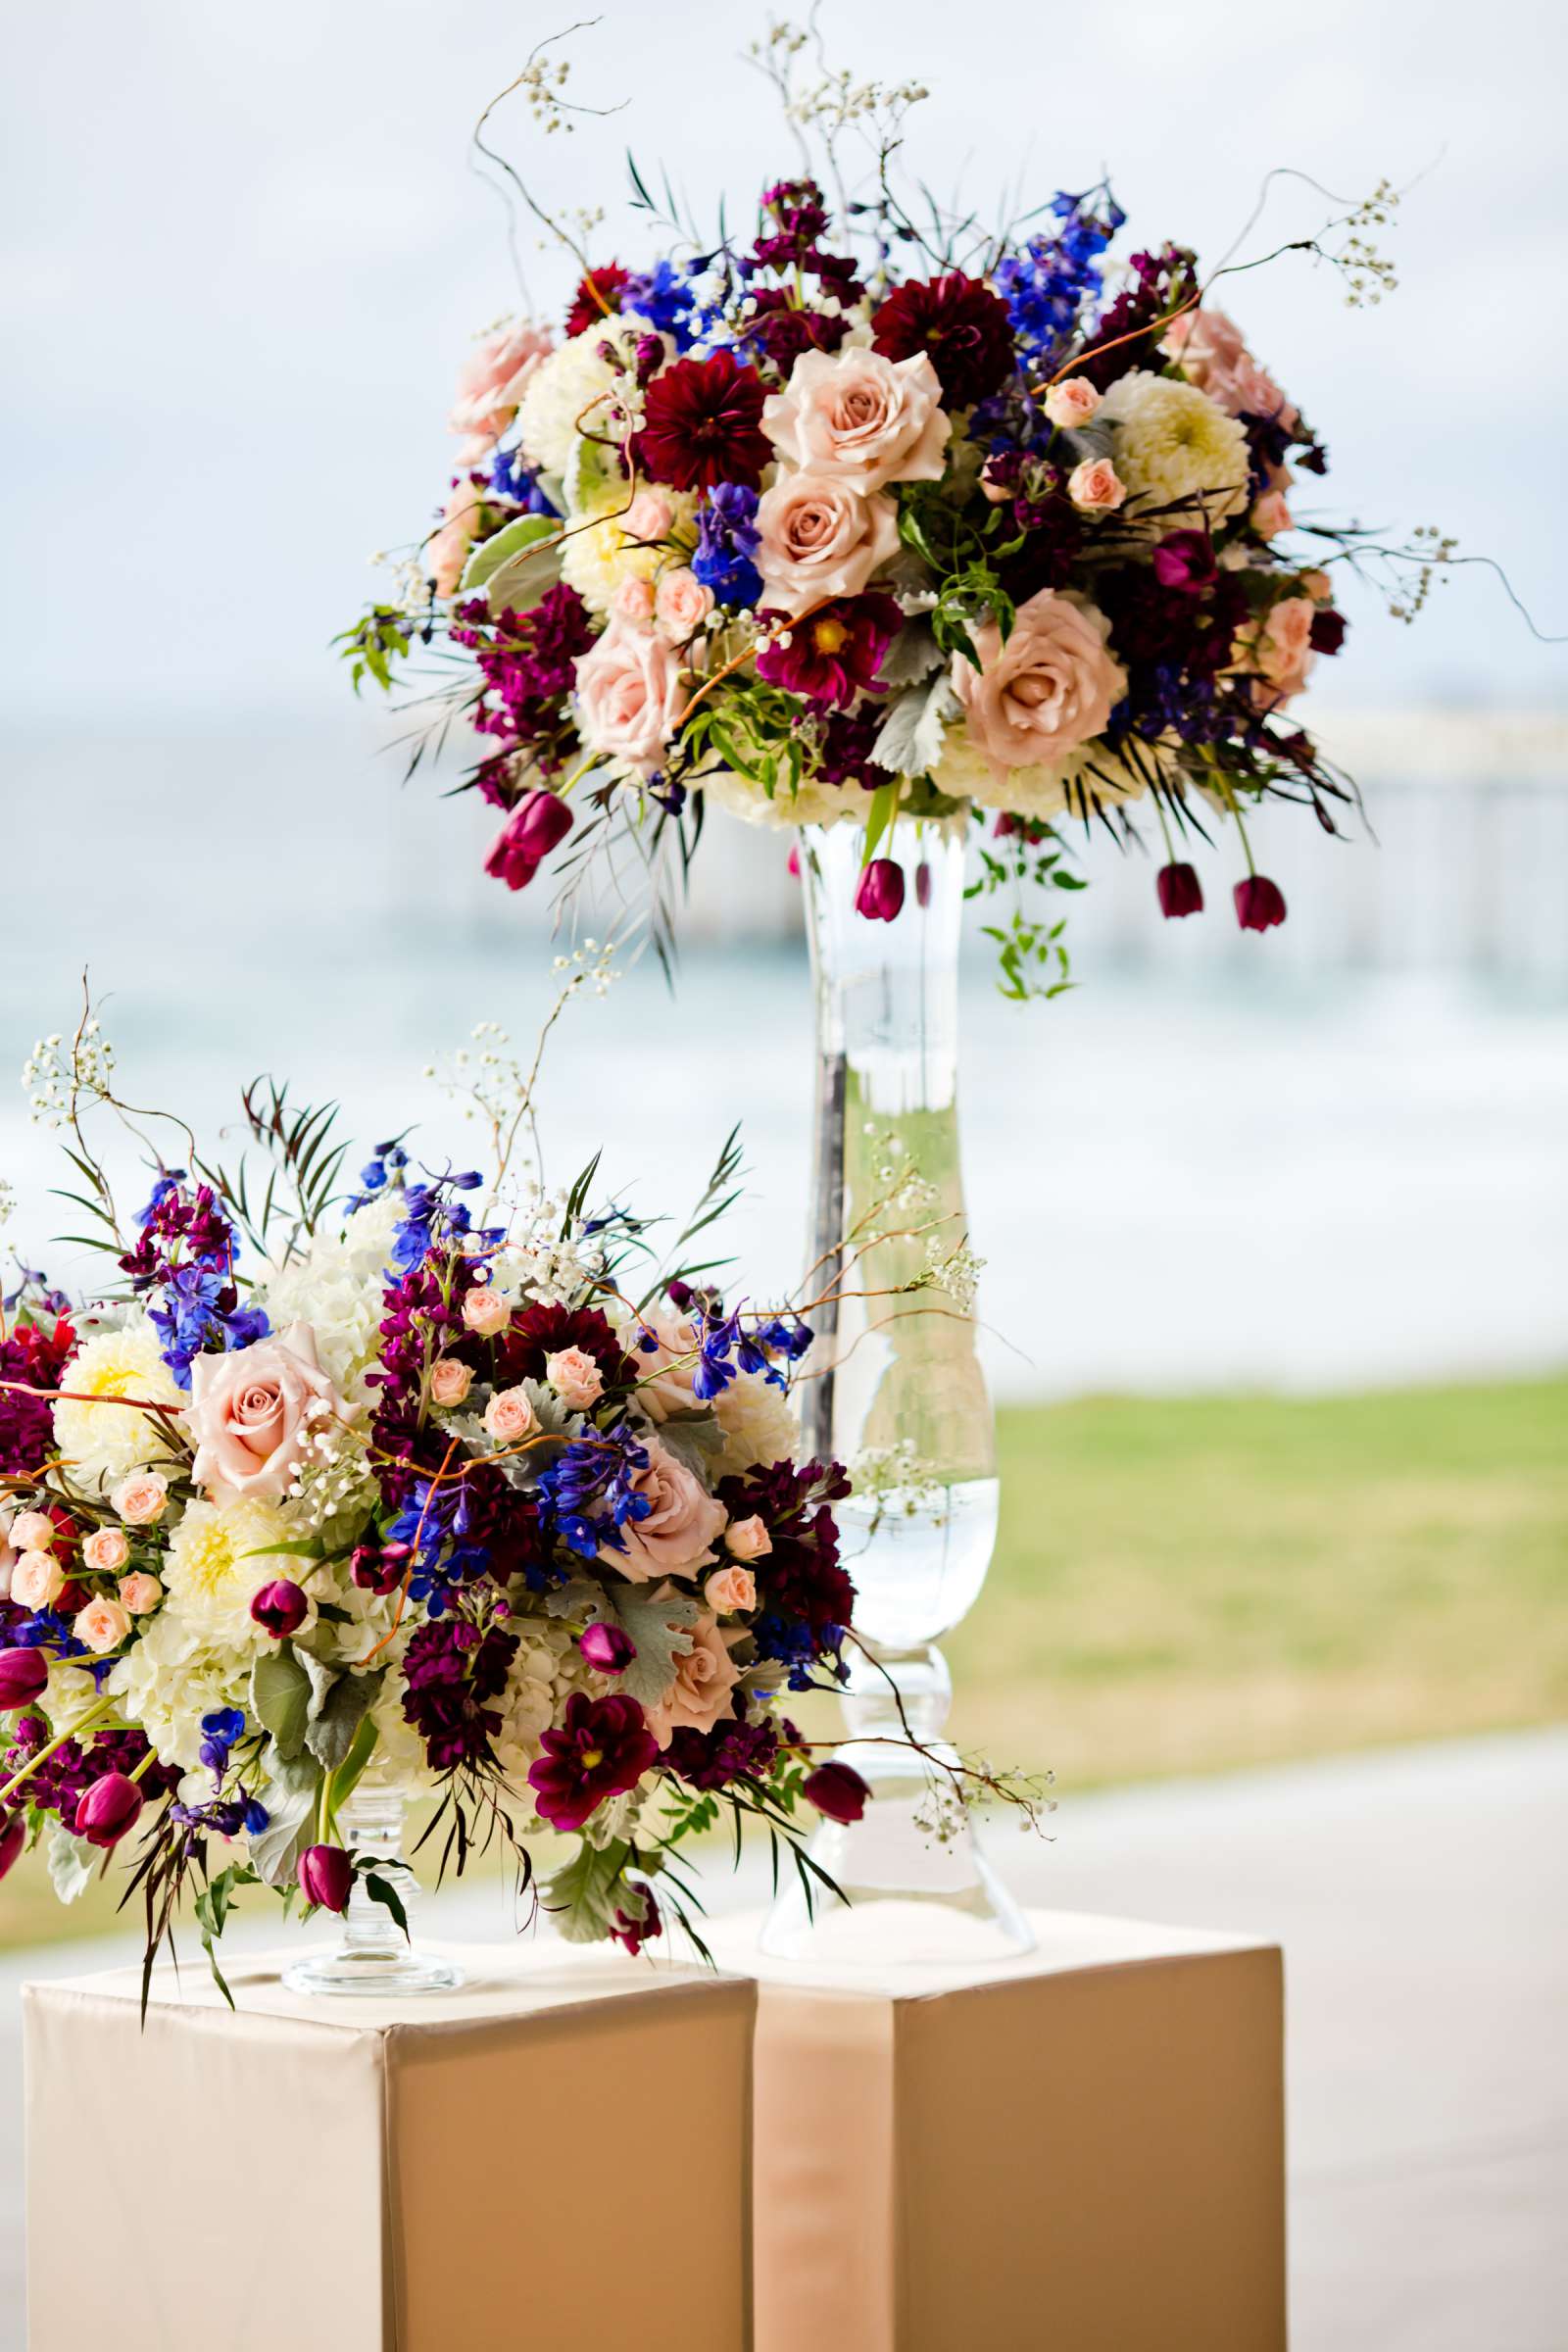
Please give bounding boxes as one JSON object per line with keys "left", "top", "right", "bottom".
{"left": 45, "top": 1823, "right": 95, "bottom": 1905}
{"left": 980, "top": 908, "right": 1074, "bottom": 1003}
{"left": 193, "top": 1864, "right": 257, "bottom": 2009}
{"left": 198, "top": 1078, "right": 354, "bottom": 1259}
{"left": 606, "top": 1586, "right": 698, "bottom": 1711}
{"left": 247, "top": 1744, "right": 320, "bottom": 1889}
{"left": 333, "top": 605, "right": 415, "bottom": 696}
{"left": 462, "top": 513, "right": 564, "bottom": 611}
{"left": 250, "top": 1645, "right": 312, "bottom": 1761}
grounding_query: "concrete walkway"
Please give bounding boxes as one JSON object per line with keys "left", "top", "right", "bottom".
{"left": 3, "top": 1728, "right": 1563, "bottom": 2349}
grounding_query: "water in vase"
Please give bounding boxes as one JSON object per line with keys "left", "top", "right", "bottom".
{"left": 762, "top": 817, "right": 1032, "bottom": 1962}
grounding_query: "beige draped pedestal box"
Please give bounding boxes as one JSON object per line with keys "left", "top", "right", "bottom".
{"left": 713, "top": 1907, "right": 1286, "bottom": 2352}
{"left": 24, "top": 1942, "right": 756, "bottom": 2352}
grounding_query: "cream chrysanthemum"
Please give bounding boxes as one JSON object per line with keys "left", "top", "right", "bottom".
{"left": 560, "top": 488, "right": 698, "bottom": 616}
{"left": 712, "top": 1370, "right": 799, "bottom": 1479}
{"left": 514, "top": 324, "right": 653, "bottom": 478}
{"left": 161, "top": 1495, "right": 296, "bottom": 1648}
{"left": 1100, "top": 370, "right": 1250, "bottom": 525}
{"left": 51, "top": 1320, "right": 182, "bottom": 1494}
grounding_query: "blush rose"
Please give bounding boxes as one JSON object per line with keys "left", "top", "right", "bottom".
{"left": 951, "top": 589, "right": 1127, "bottom": 775}
{"left": 754, "top": 472, "right": 900, "bottom": 612}
{"left": 185, "top": 1322, "right": 352, "bottom": 1505}
{"left": 609, "top": 1442, "right": 728, "bottom": 1583}
{"left": 572, "top": 617, "right": 686, "bottom": 776}
{"left": 762, "top": 347, "right": 951, "bottom": 494}
{"left": 643, "top": 1604, "right": 743, "bottom": 1747}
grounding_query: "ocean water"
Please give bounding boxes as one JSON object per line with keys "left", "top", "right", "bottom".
{"left": 2, "top": 712, "right": 1565, "bottom": 1398}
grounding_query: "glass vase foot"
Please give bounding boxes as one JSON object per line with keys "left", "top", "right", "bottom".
{"left": 282, "top": 1778, "right": 463, "bottom": 1998}
{"left": 282, "top": 1945, "right": 465, "bottom": 1997}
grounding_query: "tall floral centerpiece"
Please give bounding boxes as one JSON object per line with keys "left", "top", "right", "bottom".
{"left": 0, "top": 996, "right": 1039, "bottom": 1991}
{"left": 342, "top": 24, "right": 1465, "bottom": 1949}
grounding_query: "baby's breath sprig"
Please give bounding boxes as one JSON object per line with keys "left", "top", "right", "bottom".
{"left": 21, "top": 1019, "right": 116, "bottom": 1130}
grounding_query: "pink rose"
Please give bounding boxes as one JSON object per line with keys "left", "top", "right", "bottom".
{"left": 632, "top": 1310, "right": 702, "bottom": 1421}
{"left": 82, "top": 1527, "right": 130, "bottom": 1576}
{"left": 1299, "top": 568, "right": 1333, "bottom": 603}
{"left": 951, "top": 589, "right": 1127, "bottom": 775}
{"left": 484, "top": 1385, "right": 539, "bottom": 1443}
{"left": 754, "top": 472, "right": 900, "bottom": 612}
{"left": 448, "top": 318, "right": 553, "bottom": 449}
{"left": 112, "top": 1472, "right": 168, "bottom": 1526}
{"left": 607, "top": 1441, "right": 728, "bottom": 1583}
{"left": 10, "top": 1511, "right": 56, "bottom": 1553}
{"left": 186, "top": 1322, "right": 352, "bottom": 1505}
{"left": 427, "top": 482, "right": 483, "bottom": 601}
{"left": 74, "top": 1596, "right": 131, "bottom": 1656}
{"left": 12, "top": 1553, "right": 66, "bottom": 1610}
{"left": 118, "top": 1572, "right": 163, "bottom": 1616}
{"left": 429, "top": 1359, "right": 473, "bottom": 1407}
{"left": 462, "top": 1286, "right": 511, "bottom": 1338}
{"left": 1165, "top": 308, "right": 1296, "bottom": 426}
{"left": 572, "top": 618, "right": 685, "bottom": 777}
{"left": 654, "top": 566, "right": 715, "bottom": 643}
{"left": 724, "top": 1514, "right": 772, "bottom": 1562}
{"left": 1250, "top": 489, "right": 1294, "bottom": 539}
{"left": 762, "top": 347, "right": 951, "bottom": 494}
{"left": 643, "top": 1603, "right": 742, "bottom": 1747}
{"left": 1043, "top": 376, "right": 1102, "bottom": 429}
{"left": 546, "top": 1348, "right": 604, "bottom": 1412}
{"left": 705, "top": 1563, "right": 757, "bottom": 1613}
{"left": 612, "top": 576, "right": 657, "bottom": 625}
{"left": 622, "top": 490, "right": 674, "bottom": 542}
{"left": 1240, "top": 597, "right": 1316, "bottom": 710}
{"left": 1067, "top": 458, "right": 1126, "bottom": 514}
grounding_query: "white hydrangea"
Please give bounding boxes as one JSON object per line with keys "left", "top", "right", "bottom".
{"left": 703, "top": 767, "right": 886, "bottom": 832}
{"left": 1100, "top": 370, "right": 1250, "bottom": 525}
{"left": 932, "top": 722, "right": 1171, "bottom": 818}
{"left": 41, "top": 1660, "right": 109, "bottom": 1737}
{"left": 109, "top": 1608, "right": 248, "bottom": 1772}
{"left": 160, "top": 1496, "right": 297, "bottom": 1648}
{"left": 712, "top": 1369, "right": 799, "bottom": 1479}
{"left": 51, "top": 1319, "right": 183, "bottom": 1495}
{"left": 366, "top": 1667, "right": 435, "bottom": 1792}
{"left": 261, "top": 1200, "right": 399, "bottom": 1407}
{"left": 514, "top": 324, "right": 651, "bottom": 478}
{"left": 491, "top": 1619, "right": 604, "bottom": 1783}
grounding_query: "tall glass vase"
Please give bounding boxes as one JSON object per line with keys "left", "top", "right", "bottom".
{"left": 282, "top": 1779, "right": 464, "bottom": 1997}
{"left": 760, "top": 816, "right": 1033, "bottom": 1962}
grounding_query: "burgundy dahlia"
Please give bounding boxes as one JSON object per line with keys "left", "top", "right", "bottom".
{"left": 1155, "top": 862, "right": 1204, "bottom": 919}
{"left": 528, "top": 1691, "right": 660, "bottom": 1834}
{"left": 755, "top": 594, "right": 902, "bottom": 711}
{"left": 855, "top": 858, "right": 906, "bottom": 923}
{"left": 483, "top": 788, "right": 574, "bottom": 892}
{"left": 564, "top": 263, "right": 629, "bottom": 338}
{"left": 73, "top": 1772, "right": 144, "bottom": 1849}
{"left": 803, "top": 1760, "right": 870, "bottom": 1825}
{"left": 1234, "top": 875, "right": 1288, "bottom": 932}
{"left": 297, "top": 1842, "right": 355, "bottom": 1914}
{"left": 495, "top": 1302, "right": 638, "bottom": 1394}
{"left": 637, "top": 351, "right": 772, "bottom": 493}
{"left": 871, "top": 271, "right": 1015, "bottom": 408}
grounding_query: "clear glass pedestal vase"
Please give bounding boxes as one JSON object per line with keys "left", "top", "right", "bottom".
{"left": 282, "top": 1782, "right": 465, "bottom": 1997}
{"left": 760, "top": 818, "right": 1033, "bottom": 1965}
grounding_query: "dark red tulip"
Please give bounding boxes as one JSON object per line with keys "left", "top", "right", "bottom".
{"left": 803, "top": 1760, "right": 870, "bottom": 1825}
{"left": 1234, "top": 875, "right": 1288, "bottom": 932}
{"left": 579, "top": 1620, "right": 636, "bottom": 1674}
{"left": 297, "top": 1843, "right": 355, "bottom": 1914}
{"left": 855, "top": 858, "right": 906, "bottom": 923}
{"left": 1156, "top": 861, "right": 1204, "bottom": 919}
{"left": 0, "top": 1648, "right": 49, "bottom": 1711}
{"left": 74, "top": 1773, "right": 144, "bottom": 1849}
{"left": 0, "top": 1810, "right": 24, "bottom": 1881}
{"left": 914, "top": 860, "right": 932, "bottom": 908}
{"left": 483, "top": 789, "right": 574, "bottom": 892}
{"left": 249, "top": 1579, "right": 310, "bottom": 1639}
{"left": 787, "top": 845, "right": 802, "bottom": 880}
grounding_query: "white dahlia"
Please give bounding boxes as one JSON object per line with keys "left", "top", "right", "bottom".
{"left": 52, "top": 1319, "right": 182, "bottom": 1495}
{"left": 712, "top": 1370, "right": 799, "bottom": 1479}
{"left": 514, "top": 324, "right": 654, "bottom": 478}
{"left": 1101, "top": 370, "right": 1250, "bottom": 525}
{"left": 161, "top": 1495, "right": 297, "bottom": 1648}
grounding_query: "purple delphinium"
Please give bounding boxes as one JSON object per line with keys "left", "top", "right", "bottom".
{"left": 692, "top": 483, "right": 763, "bottom": 609}
{"left": 118, "top": 1175, "right": 268, "bottom": 1388}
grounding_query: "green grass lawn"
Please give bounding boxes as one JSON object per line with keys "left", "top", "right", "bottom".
{"left": 3, "top": 1377, "right": 1563, "bottom": 1953}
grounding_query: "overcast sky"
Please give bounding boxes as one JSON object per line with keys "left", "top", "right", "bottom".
{"left": 3, "top": 0, "right": 1563, "bottom": 722}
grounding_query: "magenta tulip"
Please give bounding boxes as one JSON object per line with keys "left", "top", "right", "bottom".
{"left": 0, "top": 1648, "right": 49, "bottom": 1711}
{"left": 855, "top": 858, "right": 906, "bottom": 923}
{"left": 74, "top": 1773, "right": 144, "bottom": 1849}
{"left": 1234, "top": 875, "right": 1288, "bottom": 932}
{"left": 0, "top": 1811, "right": 24, "bottom": 1881}
{"left": 483, "top": 790, "right": 574, "bottom": 892}
{"left": 579, "top": 1621, "right": 636, "bottom": 1674}
{"left": 803, "top": 1760, "right": 870, "bottom": 1825}
{"left": 297, "top": 1843, "right": 355, "bottom": 1914}
{"left": 249, "top": 1579, "right": 310, "bottom": 1639}
{"left": 1156, "top": 862, "right": 1204, "bottom": 919}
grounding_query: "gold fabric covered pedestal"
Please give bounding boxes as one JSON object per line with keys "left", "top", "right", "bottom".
{"left": 24, "top": 1943, "right": 756, "bottom": 2352}
{"left": 713, "top": 1907, "right": 1286, "bottom": 2352}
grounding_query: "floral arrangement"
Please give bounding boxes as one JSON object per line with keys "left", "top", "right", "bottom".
{"left": 0, "top": 990, "right": 1017, "bottom": 1994}
{"left": 343, "top": 22, "right": 1455, "bottom": 995}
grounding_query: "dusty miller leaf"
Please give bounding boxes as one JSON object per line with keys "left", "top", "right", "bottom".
{"left": 542, "top": 1837, "right": 633, "bottom": 1943}
{"left": 652, "top": 1412, "right": 726, "bottom": 1478}
{"left": 607, "top": 1585, "right": 698, "bottom": 1710}
{"left": 304, "top": 1670, "right": 380, "bottom": 1775}
{"left": 876, "top": 620, "right": 945, "bottom": 690}
{"left": 46, "top": 1823, "right": 95, "bottom": 1904}
{"left": 871, "top": 673, "right": 960, "bottom": 780}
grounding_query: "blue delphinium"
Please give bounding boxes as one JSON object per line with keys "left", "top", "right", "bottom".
{"left": 992, "top": 186, "right": 1125, "bottom": 368}
{"left": 692, "top": 483, "right": 763, "bottom": 609}
{"left": 538, "top": 1422, "right": 651, "bottom": 1558}
{"left": 489, "top": 445, "right": 560, "bottom": 514}
{"left": 621, "top": 258, "right": 702, "bottom": 350}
